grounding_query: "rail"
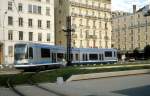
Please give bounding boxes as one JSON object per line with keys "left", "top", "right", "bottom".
{"left": 7, "top": 72, "right": 26, "bottom": 96}
{"left": 6, "top": 68, "right": 68, "bottom": 96}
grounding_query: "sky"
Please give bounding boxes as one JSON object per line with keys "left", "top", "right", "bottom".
{"left": 112, "top": 0, "right": 149, "bottom": 12}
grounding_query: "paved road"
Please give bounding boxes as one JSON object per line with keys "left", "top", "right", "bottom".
{"left": 0, "top": 74, "right": 150, "bottom": 96}
{"left": 40, "top": 74, "right": 150, "bottom": 96}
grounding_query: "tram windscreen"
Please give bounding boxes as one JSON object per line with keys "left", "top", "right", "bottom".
{"left": 14, "top": 44, "right": 27, "bottom": 60}
{"left": 89, "top": 54, "right": 98, "bottom": 60}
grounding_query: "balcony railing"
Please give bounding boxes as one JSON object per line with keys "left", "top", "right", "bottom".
{"left": 71, "top": 12, "right": 111, "bottom": 22}
{"left": 86, "top": 35, "right": 97, "bottom": 39}
{"left": 70, "top": 1, "right": 111, "bottom": 12}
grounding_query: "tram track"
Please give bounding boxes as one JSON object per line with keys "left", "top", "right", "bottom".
{"left": 6, "top": 69, "right": 67, "bottom": 96}
{"left": 26, "top": 69, "right": 67, "bottom": 96}
{"left": 7, "top": 72, "right": 26, "bottom": 96}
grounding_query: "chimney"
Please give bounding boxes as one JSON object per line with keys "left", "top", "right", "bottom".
{"left": 133, "top": 5, "right": 136, "bottom": 13}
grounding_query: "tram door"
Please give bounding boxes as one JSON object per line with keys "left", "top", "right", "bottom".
{"left": 0, "top": 45, "right": 3, "bottom": 64}
{"left": 52, "top": 53, "right": 56, "bottom": 63}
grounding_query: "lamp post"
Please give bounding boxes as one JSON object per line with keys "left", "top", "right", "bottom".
{"left": 3, "top": 11, "right": 7, "bottom": 65}
{"left": 63, "top": 16, "right": 75, "bottom": 66}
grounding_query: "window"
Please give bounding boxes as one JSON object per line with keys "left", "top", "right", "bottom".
{"left": 38, "top": 6, "right": 41, "bottom": 14}
{"left": 79, "top": 19, "right": 82, "bottom": 25}
{"left": 105, "top": 51, "right": 112, "bottom": 57}
{"left": 80, "top": 40, "right": 83, "bottom": 48}
{"left": 47, "top": 33, "right": 50, "bottom": 41}
{"left": 28, "top": 4, "right": 32, "bottom": 13}
{"left": 41, "top": 48, "right": 50, "bottom": 58}
{"left": 8, "top": 30, "right": 13, "bottom": 40}
{"left": 19, "top": 17, "right": 23, "bottom": 26}
{"left": 89, "top": 54, "right": 98, "bottom": 60}
{"left": 8, "top": 16, "right": 13, "bottom": 25}
{"left": 47, "top": 21, "right": 50, "bottom": 28}
{"left": 19, "top": 31, "right": 23, "bottom": 40}
{"left": 86, "top": 40, "right": 89, "bottom": 47}
{"left": 46, "top": 7, "right": 50, "bottom": 15}
{"left": 28, "top": 19, "right": 33, "bottom": 27}
{"left": 28, "top": 5, "right": 41, "bottom": 14}
{"left": 105, "top": 23, "right": 108, "bottom": 29}
{"left": 38, "top": 33, "right": 42, "bottom": 41}
{"left": 38, "top": 20, "right": 42, "bottom": 28}
{"left": 93, "top": 40, "right": 96, "bottom": 47}
{"left": 8, "top": 46, "right": 13, "bottom": 57}
{"left": 33, "top": 5, "right": 37, "bottom": 13}
{"left": 59, "top": 0, "right": 63, "bottom": 5}
{"left": 46, "top": 0, "right": 50, "bottom": 3}
{"left": 18, "top": 3, "right": 23, "bottom": 12}
{"left": 29, "top": 32, "right": 33, "bottom": 41}
{"left": 8, "top": 1, "right": 13, "bottom": 10}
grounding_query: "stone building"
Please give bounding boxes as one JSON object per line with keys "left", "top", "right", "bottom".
{"left": 0, "top": 0, "right": 55, "bottom": 64}
{"left": 112, "top": 5, "right": 150, "bottom": 53}
{"left": 55, "top": 0, "right": 112, "bottom": 48}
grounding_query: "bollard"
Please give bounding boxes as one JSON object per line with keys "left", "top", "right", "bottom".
{"left": 57, "top": 77, "right": 64, "bottom": 85}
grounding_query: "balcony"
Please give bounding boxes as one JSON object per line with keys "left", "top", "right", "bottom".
{"left": 86, "top": 26, "right": 90, "bottom": 29}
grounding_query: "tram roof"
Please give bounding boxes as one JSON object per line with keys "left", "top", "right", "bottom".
{"left": 72, "top": 48, "right": 117, "bottom": 52}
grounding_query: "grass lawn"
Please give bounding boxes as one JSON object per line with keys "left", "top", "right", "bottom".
{"left": 0, "top": 65, "right": 150, "bottom": 87}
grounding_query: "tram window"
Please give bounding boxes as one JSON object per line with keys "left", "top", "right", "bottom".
{"left": 57, "top": 53, "right": 64, "bottom": 61}
{"left": 99, "top": 54, "right": 101, "bottom": 60}
{"left": 114, "top": 52, "right": 116, "bottom": 57}
{"left": 105, "top": 51, "right": 112, "bottom": 57}
{"left": 41, "top": 48, "right": 50, "bottom": 58}
{"left": 71, "top": 54, "right": 73, "bottom": 61}
{"left": 89, "top": 54, "right": 98, "bottom": 60}
{"left": 29, "top": 47, "right": 33, "bottom": 59}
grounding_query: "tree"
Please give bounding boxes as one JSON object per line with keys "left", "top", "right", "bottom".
{"left": 133, "top": 48, "right": 140, "bottom": 60}
{"left": 144, "top": 45, "right": 150, "bottom": 59}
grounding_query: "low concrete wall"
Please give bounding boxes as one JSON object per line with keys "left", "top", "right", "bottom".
{"left": 66, "top": 69, "right": 150, "bottom": 82}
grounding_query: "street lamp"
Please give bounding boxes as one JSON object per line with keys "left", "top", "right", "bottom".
{"left": 3, "top": 11, "right": 7, "bottom": 41}
{"left": 3, "top": 11, "right": 7, "bottom": 65}
{"left": 62, "top": 16, "right": 75, "bottom": 66}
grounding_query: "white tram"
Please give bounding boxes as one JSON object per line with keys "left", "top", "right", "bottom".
{"left": 14, "top": 43, "right": 66, "bottom": 69}
{"left": 71, "top": 48, "right": 117, "bottom": 64}
{"left": 14, "top": 43, "right": 118, "bottom": 69}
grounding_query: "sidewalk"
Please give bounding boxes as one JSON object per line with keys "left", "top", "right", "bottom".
{"left": 0, "top": 68, "right": 22, "bottom": 75}
{"left": 80, "top": 64, "right": 150, "bottom": 70}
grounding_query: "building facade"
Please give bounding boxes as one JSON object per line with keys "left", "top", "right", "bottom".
{"left": 112, "top": 5, "right": 150, "bottom": 53}
{"left": 0, "top": 0, "right": 54, "bottom": 65}
{"left": 55, "top": 0, "right": 112, "bottom": 48}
